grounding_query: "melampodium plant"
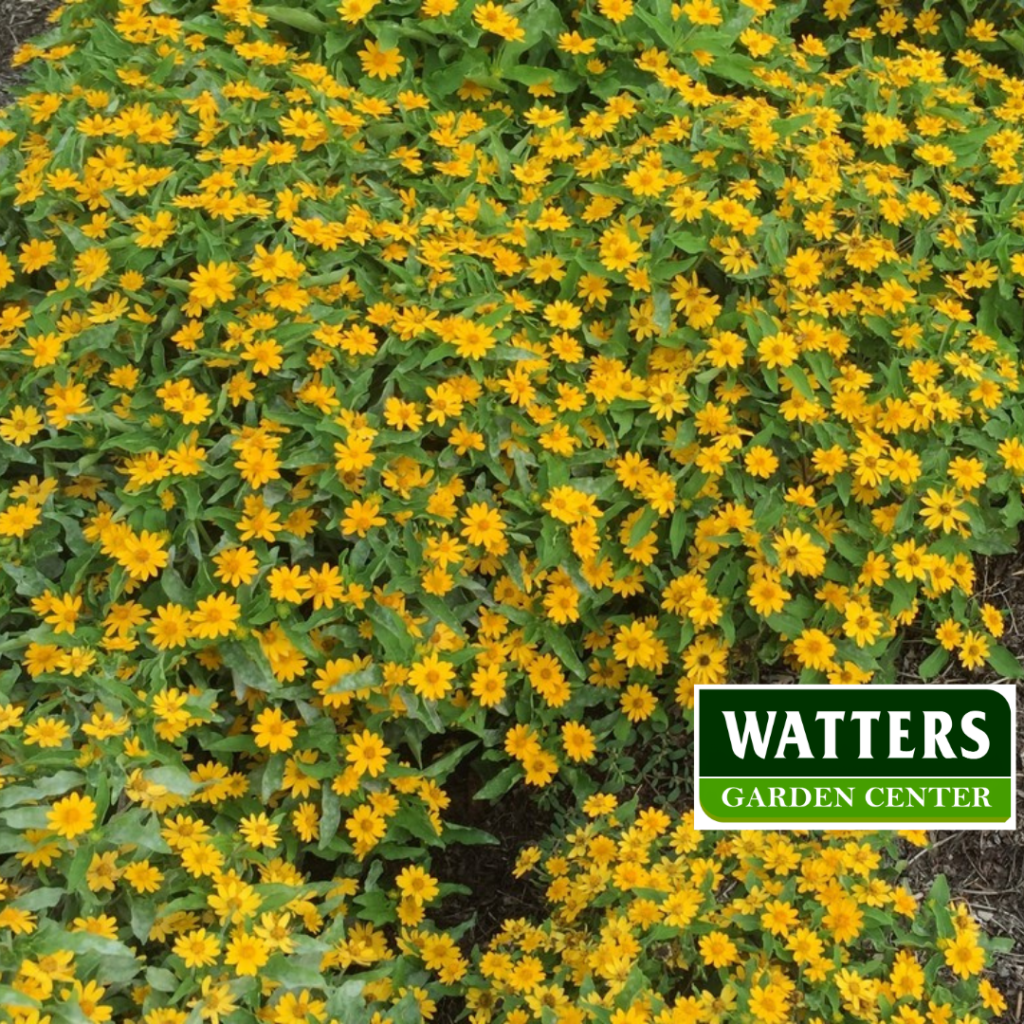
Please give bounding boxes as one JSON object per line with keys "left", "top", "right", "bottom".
{"left": 0, "top": 0, "right": 1017, "bottom": 1020}
{"left": 465, "top": 798, "right": 1011, "bottom": 1024}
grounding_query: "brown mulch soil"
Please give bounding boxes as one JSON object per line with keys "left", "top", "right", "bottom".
{"left": 430, "top": 769, "right": 555, "bottom": 941}
{"left": 899, "top": 550, "right": 1024, "bottom": 1018}
{"left": 429, "top": 772, "right": 556, "bottom": 1024}
{"left": 0, "top": 0, "right": 59, "bottom": 106}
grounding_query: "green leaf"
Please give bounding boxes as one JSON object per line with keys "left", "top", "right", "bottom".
{"left": 421, "top": 739, "right": 479, "bottom": 779}
{"left": 916, "top": 646, "right": 948, "bottom": 681}
{"left": 927, "top": 873, "right": 951, "bottom": 908}
{"left": 766, "top": 608, "right": 805, "bottom": 639}
{"left": 710, "top": 53, "right": 758, "bottom": 86}
{"left": 318, "top": 784, "right": 341, "bottom": 851}
{"left": 0, "top": 987, "right": 37, "bottom": 1010}
{"left": 146, "top": 766, "right": 199, "bottom": 797}
{"left": 986, "top": 644, "right": 1023, "bottom": 679}
{"left": 501, "top": 65, "right": 576, "bottom": 92}
{"left": 442, "top": 821, "right": 499, "bottom": 845}
{"left": 132, "top": 900, "right": 158, "bottom": 943}
{"left": 1, "top": 807, "right": 51, "bottom": 830}
{"left": 258, "top": 5, "right": 327, "bottom": 32}
{"left": 784, "top": 365, "right": 816, "bottom": 402}
{"left": 12, "top": 887, "right": 63, "bottom": 911}
{"left": 0, "top": 771, "right": 85, "bottom": 808}
{"left": 393, "top": 804, "right": 443, "bottom": 845}
{"left": 367, "top": 603, "right": 415, "bottom": 659}
{"left": 261, "top": 955, "right": 325, "bottom": 988}
{"left": 261, "top": 754, "right": 286, "bottom": 803}
{"left": 670, "top": 231, "right": 708, "bottom": 255}
{"left": 145, "top": 967, "right": 178, "bottom": 993}
{"left": 543, "top": 625, "right": 588, "bottom": 679}
{"left": 933, "top": 901, "right": 956, "bottom": 943}
{"left": 629, "top": 505, "right": 659, "bottom": 548}
{"left": 325, "top": 980, "right": 367, "bottom": 1021}
{"left": 219, "top": 641, "right": 279, "bottom": 695}
{"left": 322, "top": 661, "right": 382, "bottom": 696}
{"left": 474, "top": 763, "right": 520, "bottom": 801}
{"left": 1, "top": 561, "right": 51, "bottom": 597}
{"left": 670, "top": 509, "right": 688, "bottom": 558}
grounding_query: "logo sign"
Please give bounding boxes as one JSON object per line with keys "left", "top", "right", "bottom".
{"left": 694, "top": 685, "right": 1017, "bottom": 830}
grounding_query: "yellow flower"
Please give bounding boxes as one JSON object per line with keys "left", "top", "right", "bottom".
{"left": 620, "top": 683, "right": 656, "bottom": 722}
{"left": 357, "top": 39, "right": 404, "bottom": 79}
{"left": 224, "top": 930, "right": 270, "bottom": 976}
{"left": 213, "top": 546, "right": 259, "bottom": 587}
{"left": 190, "top": 592, "right": 241, "bottom": 639}
{"left": 597, "top": 0, "right": 634, "bottom": 23}
{"left": 239, "top": 812, "right": 280, "bottom": 850}
{"left": 174, "top": 928, "right": 222, "bottom": 969}
{"left": 919, "top": 487, "right": 970, "bottom": 533}
{"left": 409, "top": 653, "right": 456, "bottom": 701}
{"left": 252, "top": 707, "right": 299, "bottom": 753}
{"left": 943, "top": 932, "right": 985, "bottom": 978}
{"left": 396, "top": 865, "right": 440, "bottom": 904}
{"left": 0, "top": 501, "right": 42, "bottom": 538}
{"left": 0, "top": 405, "right": 45, "bottom": 445}
{"left": 761, "top": 899, "right": 799, "bottom": 936}
{"left": 749, "top": 984, "right": 789, "bottom": 1024}
{"left": 698, "top": 930, "right": 738, "bottom": 968}
{"left": 460, "top": 502, "right": 507, "bottom": 552}
{"left": 980, "top": 603, "right": 1004, "bottom": 637}
{"left": 188, "top": 260, "right": 238, "bottom": 308}
{"left": 561, "top": 721, "right": 595, "bottom": 761}
{"left": 747, "top": 574, "right": 789, "bottom": 617}
{"left": 345, "top": 728, "right": 391, "bottom": 777}
{"left": 346, "top": 804, "right": 387, "bottom": 846}
{"left": 47, "top": 792, "right": 97, "bottom": 840}
{"left": 65, "top": 979, "right": 112, "bottom": 1024}
{"left": 470, "top": 663, "right": 507, "bottom": 707}
{"left": 19, "top": 237, "right": 57, "bottom": 272}
{"left": 116, "top": 529, "right": 169, "bottom": 581}
{"left": 773, "top": 528, "right": 826, "bottom": 577}
{"left": 784, "top": 247, "right": 823, "bottom": 290}
{"left": 341, "top": 498, "right": 387, "bottom": 538}
{"left": 957, "top": 630, "right": 990, "bottom": 670}
{"left": 843, "top": 600, "right": 882, "bottom": 647}
{"left": 823, "top": 895, "right": 864, "bottom": 943}
{"left": 758, "top": 332, "right": 799, "bottom": 369}
{"left": 149, "top": 604, "right": 192, "bottom": 649}
{"left": 792, "top": 628, "right": 836, "bottom": 670}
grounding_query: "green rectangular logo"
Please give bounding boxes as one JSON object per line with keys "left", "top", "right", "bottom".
{"left": 694, "top": 685, "right": 1017, "bottom": 829}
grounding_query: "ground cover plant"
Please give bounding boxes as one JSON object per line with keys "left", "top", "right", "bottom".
{"left": 0, "top": 0, "right": 1019, "bottom": 1020}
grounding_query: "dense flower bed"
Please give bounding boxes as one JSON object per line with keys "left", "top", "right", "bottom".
{"left": 0, "top": 0, "right": 1017, "bottom": 1021}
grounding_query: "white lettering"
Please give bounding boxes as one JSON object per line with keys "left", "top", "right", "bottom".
{"left": 815, "top": 711, "right": 845, "bottom": 759}
{"left": 888, "top": 711, "right": 915, "bottom": 758}
{"left": 960, "top": 711, "right": 989, "bottom": 759}
{"left": 722, "top": 710, "right": 777, "bottom": 759}
{"left": 851, "top": 711, "right": 881, "bottom": 758}
{"left": 923, "top": 711, "right": 955, "bottom": 759}
{"left": 775, "top": 711, "right": 814, "bottom": 759}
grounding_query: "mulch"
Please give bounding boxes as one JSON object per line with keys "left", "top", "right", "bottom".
{"left": 0, "top": 0, "right": 58, "bottom": 107}
{"left": 899, "top": 550, "right": 1024, "bottom": 1017}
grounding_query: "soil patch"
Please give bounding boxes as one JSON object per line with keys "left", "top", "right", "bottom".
{"left": 900, "top": 550, "right": 1024, "bottom": 1016}
{"left": 0, "top": 0, "right": 58, "bottom": 106}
